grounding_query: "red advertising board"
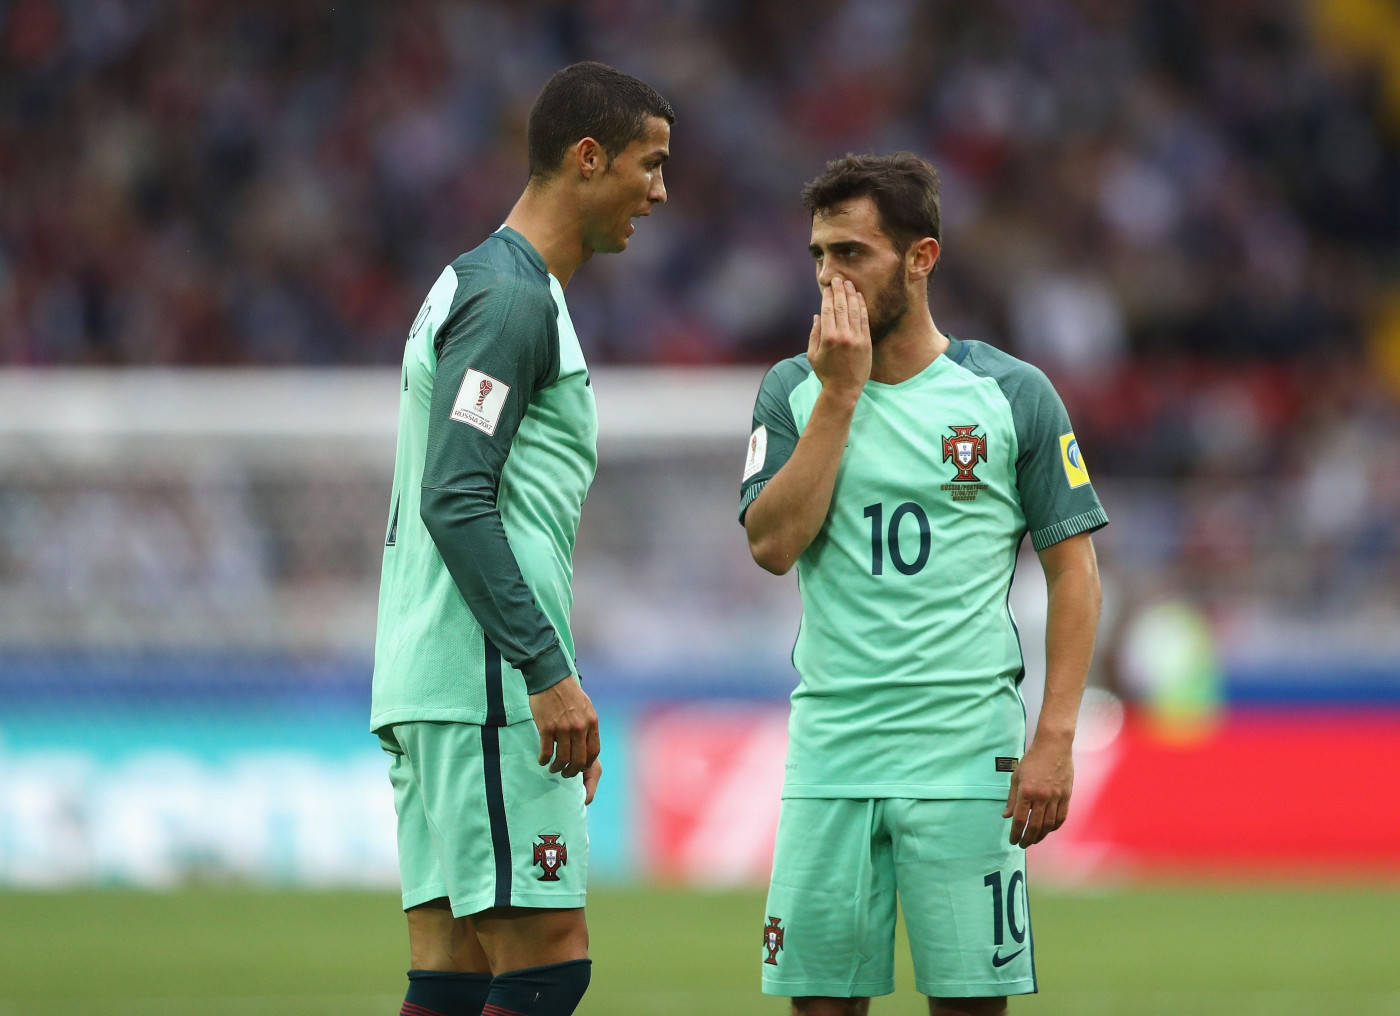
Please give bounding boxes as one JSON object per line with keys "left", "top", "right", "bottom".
{"left": 633, "top": 704, "right": 787, "bottom": 884}
{"left": 634, "top": 703, "right": 1400, "bottom": 883}
{"left": 1056, "top": 710, "right": 1400, "bottom": 877}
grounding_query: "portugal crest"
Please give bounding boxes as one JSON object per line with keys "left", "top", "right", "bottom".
{"left": 762, "top": 916, "right": 784, "bottom": 965}
{"left": 942, "top": 425, "right": 988, "bottom": 482}
{"left": 533, "top": 834, "right": 567, "bottom": 881}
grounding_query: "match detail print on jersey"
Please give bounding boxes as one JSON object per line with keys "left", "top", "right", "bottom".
{"left": 451, "top": 368, "right": 511, "bottom": 435}
{"left": 743, "top": 425, "right": 768, "bottom": 482}
{"left": 1059, "top": 432, "right": 1090, "bottom": 488}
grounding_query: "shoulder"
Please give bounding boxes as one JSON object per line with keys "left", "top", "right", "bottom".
{"left": 949, "top": 338, "right": 1056, "bottom": 404}
{"left": 760, "top": 353, "right": 816, "bottom": 395}
{"left": 447, "top": 234, "right": 556, "bottom": 323}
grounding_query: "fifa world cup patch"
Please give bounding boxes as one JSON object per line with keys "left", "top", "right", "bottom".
{"left": 1059, "top": 432, "right": 1091, "bottom": 488}
{"left": 763, "top": 916, "right": 784, "bottom": 964}
{"left": 742, "top": 425, "right": 768, "bottom": 482}
{"left": 450, "top": 368, "right": 510, "bottom": 436}
{"left": 533, "top": 834, "right": 567, "bottom": 881}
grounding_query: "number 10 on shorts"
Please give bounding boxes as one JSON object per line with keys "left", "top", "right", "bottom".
{"left": 984, "top": 869, "right": 1028, "bottom": 949}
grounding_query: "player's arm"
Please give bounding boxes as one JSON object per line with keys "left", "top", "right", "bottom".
{"left": 998, "top": 363, "right": 1110, "bottom": 845}
{"left": 419, "top": 275, "right": 597, "bottom": 779}
{"left": 1005, "top": 532, "right": 1101, "bottom": 846}
{"left": 744, "top": 278, "right": 870, "bottom": 574}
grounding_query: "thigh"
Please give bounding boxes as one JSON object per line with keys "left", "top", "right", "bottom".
{"left": 889, "top": 799, "right": 1036, "bottom": 999}
{"left": 761, "top": 797, "right": 896, "bottom": 1000}
{"left": 489, "top": 718, "right": 588, "bottom": 912}
{"left": 396, "top": 720, "right": 588, "bottom": 918}
{"left": 381, "top": 727, "right": 448, "bottom": 911}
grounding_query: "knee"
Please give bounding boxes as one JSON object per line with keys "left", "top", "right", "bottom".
{"left": 406, "top": 901, "right": 491, "bottom": 973}
{"left": 473, "top": 906, "right": 589, "bottom": 972}
{"left": 538, "top": 909, "right": 590, "bottom": 956}
{"left": 410, "top": 936, "right": 475, "bottom": 972}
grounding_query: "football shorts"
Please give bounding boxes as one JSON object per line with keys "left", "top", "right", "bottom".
{"left": 761, "top": 796, "right": 1035, "bottom": 999}
{"left": 380, "top": 719, "right": 588, "bottom": 916}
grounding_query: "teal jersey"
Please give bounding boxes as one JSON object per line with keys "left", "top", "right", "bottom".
{"left": 739, "top": 337, "right": 1107, "bottom": 799}
{"left": 372, "top": 227, "right": 597, "bottom": 732}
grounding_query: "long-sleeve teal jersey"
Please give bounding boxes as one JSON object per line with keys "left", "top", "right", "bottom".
{"left": 739, "top": 337, "right": 1108, "bottom": 798}
{"left": 371, "top": 227, "right": 597, "bottom": 731}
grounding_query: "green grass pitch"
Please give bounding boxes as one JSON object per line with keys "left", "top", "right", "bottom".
{"left": 1, "top": 884, "right": 1396, "bottom": 1015}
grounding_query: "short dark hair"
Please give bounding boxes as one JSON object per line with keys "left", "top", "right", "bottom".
{"left": 527, "top": 62, "right": 675, "bottom": 179}
{"left": 801, "top": 153, "right": 942, "bottom": 254}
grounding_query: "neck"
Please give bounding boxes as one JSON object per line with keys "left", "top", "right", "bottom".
{"left": 503, "top": 181, "right": 591, "bottom": 287}
{"left": 870, "top": 303, "right": 949, "bottom": 384}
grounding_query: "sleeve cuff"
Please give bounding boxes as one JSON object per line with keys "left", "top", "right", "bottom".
{"left": 521, "top": 643, "right": 573, "bottom": 695}
{"left": 738, "top": 479, "right": 768, "bottom": 524}
{"left": 1030, "top": 507, "right": 1109, "bottom": 552}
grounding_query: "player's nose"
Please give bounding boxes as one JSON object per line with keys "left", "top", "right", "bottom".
{"left": 649, "top": 170, "right": 667, "bottom": 205}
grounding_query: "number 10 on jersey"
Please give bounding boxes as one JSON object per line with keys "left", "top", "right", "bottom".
{"left": 863, "top": 501, "right": 932, "bottom": 576}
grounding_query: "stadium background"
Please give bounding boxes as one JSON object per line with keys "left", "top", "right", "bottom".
{"left": 2, "top": 0, "right": 1399, "bottom": 1012}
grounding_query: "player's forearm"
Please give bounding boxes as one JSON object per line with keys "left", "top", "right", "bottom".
{"left": 420, "top": 485, "right": 571, "bottom": 693}
{"left": 745, "top": 388, "right": 857, "bottom": 574}
{"left": 1035, "top": 560, "right": 1101, "bottom": 744}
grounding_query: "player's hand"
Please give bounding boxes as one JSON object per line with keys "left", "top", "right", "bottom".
{"left": 808, "top": 277, "right": 871, "bottom": 403}
{"left": 582, "top": 758, "right": 602, "bottom": 805}
{"left": 528, "top": 676, "right": 600, "bottom": 780}
{"left": 1003, "top": 733, "right": 1074, "bottom": 847}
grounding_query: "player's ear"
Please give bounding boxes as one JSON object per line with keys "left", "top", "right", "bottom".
{"left": 573, "top": 137, "right": 605, "bottom": 181}
{"left": 908, "top": 237, "right": 940, "bottom": 281}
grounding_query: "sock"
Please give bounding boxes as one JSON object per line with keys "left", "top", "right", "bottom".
{"left": 481, "top": 959, "right": 592, "bottom": 1016}
{"left": 400, "top": 968, "right": 493, "bottom": 1016}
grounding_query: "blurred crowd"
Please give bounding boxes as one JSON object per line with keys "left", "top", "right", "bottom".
{"left": 3, "top": 0, "right": 1400, "bottom": 672}
{"left": 6, "top": 0, "right": 1399, "bottom": 366}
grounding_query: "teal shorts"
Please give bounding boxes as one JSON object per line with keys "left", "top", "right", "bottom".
{"left": 379, "top": 720, "right": 588, "bottom": 917}
{"left": 761, "top": 797, "right": 1035, "bottom": 1000}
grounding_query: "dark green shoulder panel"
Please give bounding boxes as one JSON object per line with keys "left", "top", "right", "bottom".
{"left": 949, "top": 338, "right": 1053, "bottom": 463}
{"left": 438, "top": 235, "right": 560, "bottom": 389}
{"left": 739, "top": 354, "right": 814, "bottom": 522}
{"left": 764, "top": 353, "right": 815, "bottom": 394}
{"left": 951, "top": 338, "right": 1109, "bottom": 549}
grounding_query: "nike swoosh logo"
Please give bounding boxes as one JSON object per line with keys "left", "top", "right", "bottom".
{"left": 992, "top": 947, "right": 1025, "bottom": 967}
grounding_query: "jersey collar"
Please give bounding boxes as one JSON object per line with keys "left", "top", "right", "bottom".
{"left": 945, "top": 334, "right": 970, "bottom": 365}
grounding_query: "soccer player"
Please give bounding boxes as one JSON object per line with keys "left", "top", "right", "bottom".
{"left": 371, "top": 62, "right": 671, "bottom": 1016}
{"left": 739, "top": 154, "right": 1107, "bottom": 1016}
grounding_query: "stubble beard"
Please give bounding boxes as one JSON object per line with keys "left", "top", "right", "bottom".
{"left": 867, "top": 262, "right": 910, "bottom": 344}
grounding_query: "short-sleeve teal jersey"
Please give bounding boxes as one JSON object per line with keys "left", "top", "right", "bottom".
{"left": 371, "top": 227, "right": 597, "bottom": 732}
{"left": 739, "top": 337, "right": 1108, "bottom": 799}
